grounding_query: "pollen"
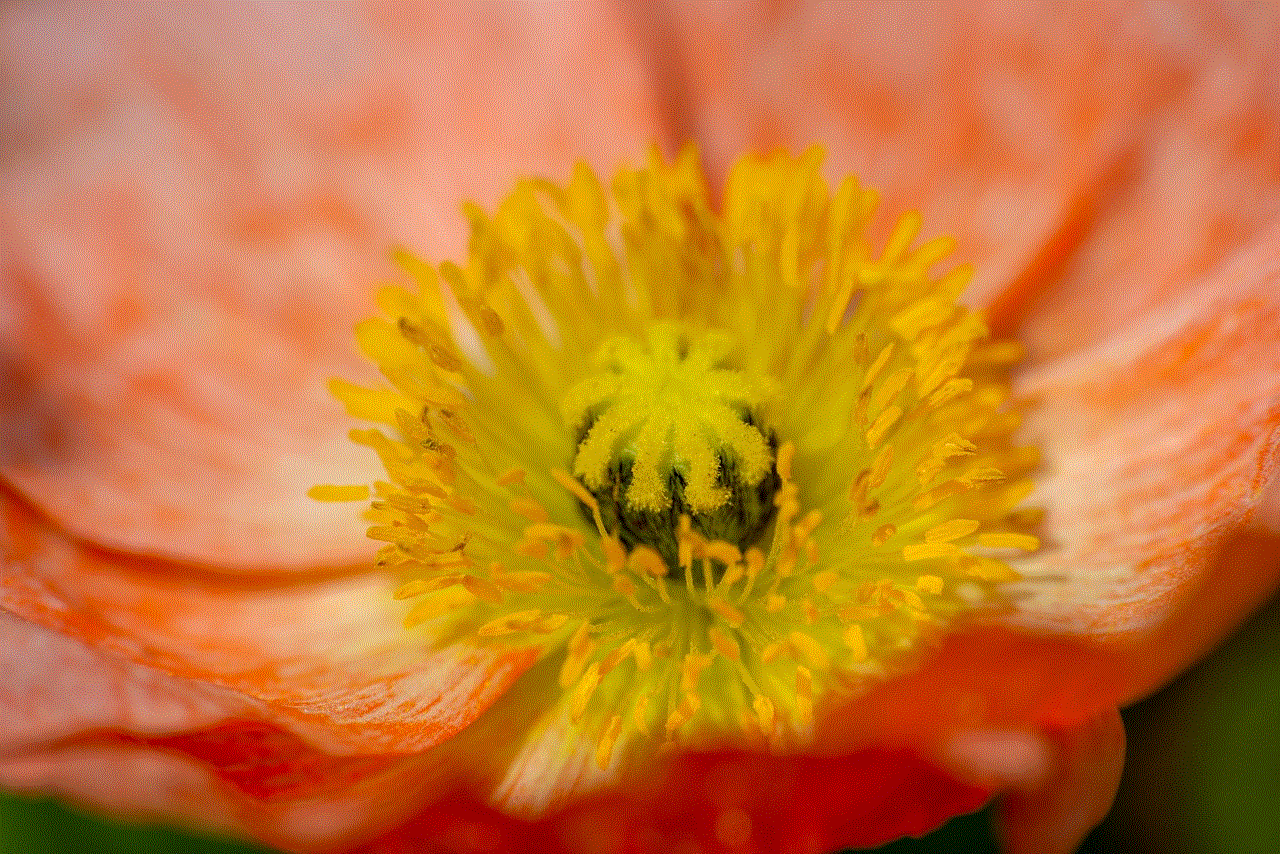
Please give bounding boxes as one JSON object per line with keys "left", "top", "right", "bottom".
{"left": 325, "top": 147, "right": 1038, "bottom": 772}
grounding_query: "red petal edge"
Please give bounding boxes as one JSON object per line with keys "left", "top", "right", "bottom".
{"left": 353, "top": 749, "right": 990, "bottom": 854}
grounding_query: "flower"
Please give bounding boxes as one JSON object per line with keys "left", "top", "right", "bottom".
{"left": 321, "top": 146, "right": 1042, "bottom": 771}
{"left": 2, "top": 3, "right": 1279, "bottom": 854}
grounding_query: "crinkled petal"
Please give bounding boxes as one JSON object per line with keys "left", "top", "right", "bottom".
{"left": 663, "top": 0, "right": 1233, "bottom": 312}
{"left": 0, "top": 0, "right": 668, "bottom": 569}
{"left": 0, "top": 611, "right": 243, "bottom": 753}
{"left": 1010, "top": 5, "right": 1280, "bottom": 358}
{"left": 1011, "top": 221, "right": 1280, "bottom": 647}
{"left": 0, "top": 736, "right": 444, "bottom": 853}
{"left": 2, "top": 487, "right": 535, "bottom": 757}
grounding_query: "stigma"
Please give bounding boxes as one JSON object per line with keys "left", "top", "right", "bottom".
{"left": 314, "top": 147, "right": 1040, "bottom": 773}
{"left": 564, "top": 323, "right": 781, "bottom": 570}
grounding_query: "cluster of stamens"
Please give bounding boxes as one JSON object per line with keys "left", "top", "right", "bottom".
{"left": 314, "top": 148, "right": 1039, "bottom": 775}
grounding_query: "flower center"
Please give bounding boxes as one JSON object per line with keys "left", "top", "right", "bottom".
{"left": 314, "top": 148, "right": 1041, "bottom": 779}
{"left": 564, "top": 323, "right": 781, "bottom": 574}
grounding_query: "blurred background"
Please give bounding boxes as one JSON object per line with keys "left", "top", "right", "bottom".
{"left": 3, "top": 591, "right": 1277, "bottom": 854}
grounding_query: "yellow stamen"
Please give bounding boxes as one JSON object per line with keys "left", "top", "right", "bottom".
{"left": 925, "top": 519, "right": 982, "bottom": 544}
{"left": 306, "top": 484, "right": 370, "bottom": 502}
{"left": 979, "top": 532, "right": 1041, "bottom": 551}
{"left": 325, "top": 147, "right": 1039, "bottom": 764}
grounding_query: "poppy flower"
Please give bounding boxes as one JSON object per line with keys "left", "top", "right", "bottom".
{"left": 2, "top": 3, "right": 1279, "bottom": 854}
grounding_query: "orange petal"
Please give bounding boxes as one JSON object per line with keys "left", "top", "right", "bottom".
{"left": 0, "top": 745, "right": 248, "bottom": 841}
{"left": 1009, "top": 5, "right": 1280, "bottom": 357}
{"left": 2, "top": 486, "right": 536, "bottom": 756}
{"left": 1, "top": 1, "right": 669, "bottom": 568}
{"left": 0, "top": 735, "right": 444, "bottom": 853}
{"left": 350, "top": 749, "right": 989, "bottom": 854}
{"left": 561, "top": 749, "right": 988, "bottom": 854}
{"left": 998, "top": 709, "right": 1126, "bottom": 854}
{"left": 663, "top": 0, "right": 1216, "bottom": 310}
{"left": 1011, "top": 221, "right": 1280, "bottom": 648}
{"left": 0, "top": 611, "right": 241, "bottom": 752}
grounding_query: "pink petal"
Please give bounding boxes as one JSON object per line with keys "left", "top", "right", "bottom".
{"left": 1, "top": 1, "right": 669, "bottom": 569}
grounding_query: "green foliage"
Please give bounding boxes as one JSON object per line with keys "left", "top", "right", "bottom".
{"left": 0, "top": 795, "right": 271, "bottom": 854}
